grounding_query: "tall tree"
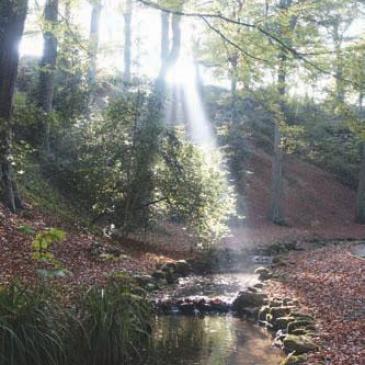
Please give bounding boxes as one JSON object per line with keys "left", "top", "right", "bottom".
{"left": 356, "top": 142, "right": 365, "bottom": 223}
{"left": 123, "top": 0, "right": 132, "bottom": 83}
{"left": 0, "top": 0, "right": 28, "bottom": 212}
{"left": 160, "top": 11, "right": 170, "bottom": 63}
{"left": 269, "top": 0, "right": 297, "bottom": 225}
{"left": 88, "top": 0, "right": 102, "bottom": 85}
{"left": 158, "top": 13, "right": 182, "bottom": 81}
{"left": 38, "top": 0, "right": 59, "bottom": 153}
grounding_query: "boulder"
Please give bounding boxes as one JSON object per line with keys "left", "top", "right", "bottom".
{"left": 179, "top": 303, "right": 195, "bottom": 315}
{"left": 165, "top": 270, "right": 178, "bottom": 284}
{"left": 232, "top": 291, "right": 267, "bottom": 312}
{"left": 152, "top": 270, "right": 166, "bottom": 280}
{"left": 273, "top": 316, "right": 295, "bottom": 330}
{"left": 287, "top": 320, "right": 316, "bottom": 333}
{"left": 290, "top": 329, "right": 308, "bottom": 336}
{"left": 175, "top": 260, "right": 191, "bottom": 276}
{"left": 133, "top": 274, "right": 154, "bottom": 286}
{"left": 258, "top": 306, "right": 271, "bottom": 321}
{"left": 281, "top": 354, "right": 308, "bottom": 365}
{"left": 270, "top": 299, "right": 284, "bottom": 307}
{"left": 271, "top": 306, "right": 296, "bottom": 319}
{"left": 283, "top": 335, "right": 318, "bottom": 354}
{"left": 160, "top": 262, "right": 176, "bottom": 273}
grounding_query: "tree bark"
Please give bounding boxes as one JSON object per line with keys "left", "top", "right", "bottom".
{"left": 38, "top": 0, "right": 59, "bottom": 153}
{"left": 356, "top": 143, "right": 365, "bottom": 223}
{"left": 333, "top": 21, "right": 345, "bottom": 104}
{"left": 123, "top": 0, "right": 132, "bottom": 84}
{"left": 269, "top": 52, "right": 286, "bottom": 225}
{"left": 88, "top": 1, "right": 102, "bottom": 85}
{"left": 0, "top": 0, "right": 28, "bottom": 212}
{"left": 160, "top": 11, "right": 170, "bottom": 64}
{"left": 158, "top": 14, "right": 181, "bottom": 81}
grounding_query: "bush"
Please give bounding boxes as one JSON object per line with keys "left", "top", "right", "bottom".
{"left": 0, "top": 282, "right": 68, "bottom": 365}
{"left": 75, "top": 276, "right": 152, "bottom": 365}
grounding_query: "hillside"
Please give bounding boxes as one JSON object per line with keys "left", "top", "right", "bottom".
{"left": 224, "top": 142, "right": 364, "bottom": 249}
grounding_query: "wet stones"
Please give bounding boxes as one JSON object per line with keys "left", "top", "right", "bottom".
{"left": 232, "top": 291, "right": 267, "bottom": 312}
{"left": 255, "top": 266, "right": 273, "bottom": 281}
{"left": 155, "top": 297, "right": 230, "bottom": 315}
{"left": 152, "top": 270, "right": 166, "bottom": 280}
{"left": 283, "top": 335, "right": 319, "bottom": 354}
{"left": 175, "top": 260, "right": 191, "bottom": 276}
{"left": 153, "top": 259, "right": 192, "bottom": 285}
{"left": 273, "top": 316, "right": 295, "bottom": 331}
{"left": 281, "top": 353, "right": 308, "bottom": 365}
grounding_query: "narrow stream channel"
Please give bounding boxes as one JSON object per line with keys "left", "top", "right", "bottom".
{"left": 150, "top": 272, "right": 284, "bottom": 365}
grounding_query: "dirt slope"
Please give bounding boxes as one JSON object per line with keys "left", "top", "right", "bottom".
{"left": 224, "top": 143, "right": 365, "bottom": 248}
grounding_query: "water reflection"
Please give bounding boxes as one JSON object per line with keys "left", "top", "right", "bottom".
{"left": 148, "top": 316, "right": 283, "bottom": 365}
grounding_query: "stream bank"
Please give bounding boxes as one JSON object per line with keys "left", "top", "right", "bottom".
{"left": 135, "top": 245, "right": 325, "bottom": 365}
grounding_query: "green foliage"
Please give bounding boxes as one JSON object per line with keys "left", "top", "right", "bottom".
{"left": 17, "top": 224, "right": 35, "bottom": 235}
{"left": 0, "top": 282, "right": 68, "bottom": 365}
{"left": 0, "top": 278, "right": 153, "bottom": 365}
{"left": 76, "top": 276, "right": 152, "bottom": 365}
{"left": 31, "top": 228, "right": 66, "bottom": 267}
{"left": 50, "top": 90, "right": 235, "bottom": 244}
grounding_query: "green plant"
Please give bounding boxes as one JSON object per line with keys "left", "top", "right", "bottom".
{"left": 31, "top": 228, "right": 66, "bottom": 267}
{"left": 0, "top": 282, "right": 68, "bottom": 365}
{"left": 76, "top": 276, "right": 152, "bottom": 365}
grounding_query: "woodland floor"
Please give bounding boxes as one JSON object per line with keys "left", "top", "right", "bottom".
{"left": 0, "top": 147, "right": 364, "bottom": 364}
{"left": 266, "top": 244, "right": 365, "bottom": 365}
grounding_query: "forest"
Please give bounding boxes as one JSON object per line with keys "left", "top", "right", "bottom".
{"left": 0, "top": 0, "right": 364, "bottom": 364}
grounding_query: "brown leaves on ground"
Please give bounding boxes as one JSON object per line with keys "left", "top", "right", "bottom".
{"left": 267, "top": 245, "right": 365, "bottom": 365}
{"left": 0, "top": 204, "right": 181, "bottom": 286}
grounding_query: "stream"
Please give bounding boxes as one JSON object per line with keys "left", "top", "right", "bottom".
{"left": 149, "top": 271, "right": 284, "bottom": 365}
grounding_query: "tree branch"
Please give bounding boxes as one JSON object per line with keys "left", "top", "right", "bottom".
{"left": 136, "top": 0, "right": 359, "bottom": 87}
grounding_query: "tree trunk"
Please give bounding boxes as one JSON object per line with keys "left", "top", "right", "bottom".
{"left": 356, "top": 143, "right": 365, "bottom": 223}
{"left": 38, "top": 0, "right": 59, "bottom": 154}
{"left": 269, "top": 52, "right": 286, "bottom": 225}
{"left": 88, "top": 1, "right": 102, "bottom": 85}
{"left": 359, "top": 91, "right": 363, "bottom": 114}
{"left": 160, "top": 11, "right": 170, "bottom": 64}
{"left": 229, "top": 53, "right": 239, "bottom": 123}
{"left": 123, "top": 0, "right": 132, "bottom": 84}
{"left": 0, "top": 0, "right": 27, "bottom": 212}
{"left": 333, "top": 21, "right": 345, "bottom": 104}
{"left": 158, "top": 14, "right": 181, "bottom": 81}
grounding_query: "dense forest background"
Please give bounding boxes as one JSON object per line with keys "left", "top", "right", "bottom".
{"left": 1, "top": 0, "right": 365, "bottom": 247}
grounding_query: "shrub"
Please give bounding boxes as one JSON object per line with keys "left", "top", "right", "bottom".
{"left": 0, "top": 282, "right": 68, "bottom": 365}
{"left": 75, "top": 275, "right": 152, "bottom": 365}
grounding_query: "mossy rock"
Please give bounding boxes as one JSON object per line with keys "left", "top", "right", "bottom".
{"left": 288, "top": 320, "right": 316, "bottom": 333}
{"left": 258, "top": 306, "right": 271, "bottom": 321}
{"left": 273, "top": 316, "right": 295, "bottom": 330}
{"left": 160, "top": 262, "right": 176, "bottom": 273}
{"left": 254, "top": 282, "right": 264, "bottom": 289}
{"left": 290, "top": 328, "right": 308, "bottom": 336}
{"left": 271, "top": 306, "right": 295, "bottom": 319}
{"left": 270, "top": 299, "right": 283, "bottom": 307}
{"left": 152, "top": 270, "right": 166, "bottom": 280}
{"left": 283, "top": 335, "right": 318, "bottom": 354}
{"left": 281, "top": 353, "right": 308, "bottom": 365}
{"left": 232, "top": 291, "right": 267, "bottom": 312}
{"left": 254, "top": 267, "right": 273, "bottom": 280}
{"left": 175, "top": 260, "right": 191, "bottom": 276}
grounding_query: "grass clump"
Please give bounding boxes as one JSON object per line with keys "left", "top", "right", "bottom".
{"left": 0, "top": 282, "right": 68, "bottom": 365}
{"left": 76, "top": 275, "right": 152, "bottom": 365}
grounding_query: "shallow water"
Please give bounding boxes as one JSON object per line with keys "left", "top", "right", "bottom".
{"left": 150, "top": 315, "right": 283, "bottom": 365}
{"left": 148, "top": 271, "right": 283, "bottom": 365}
{"left": 155, "top": 272, "right": 260, "bottom": 304}
{"left": 352, "top": 243, "right": 365, "bottom": 258}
